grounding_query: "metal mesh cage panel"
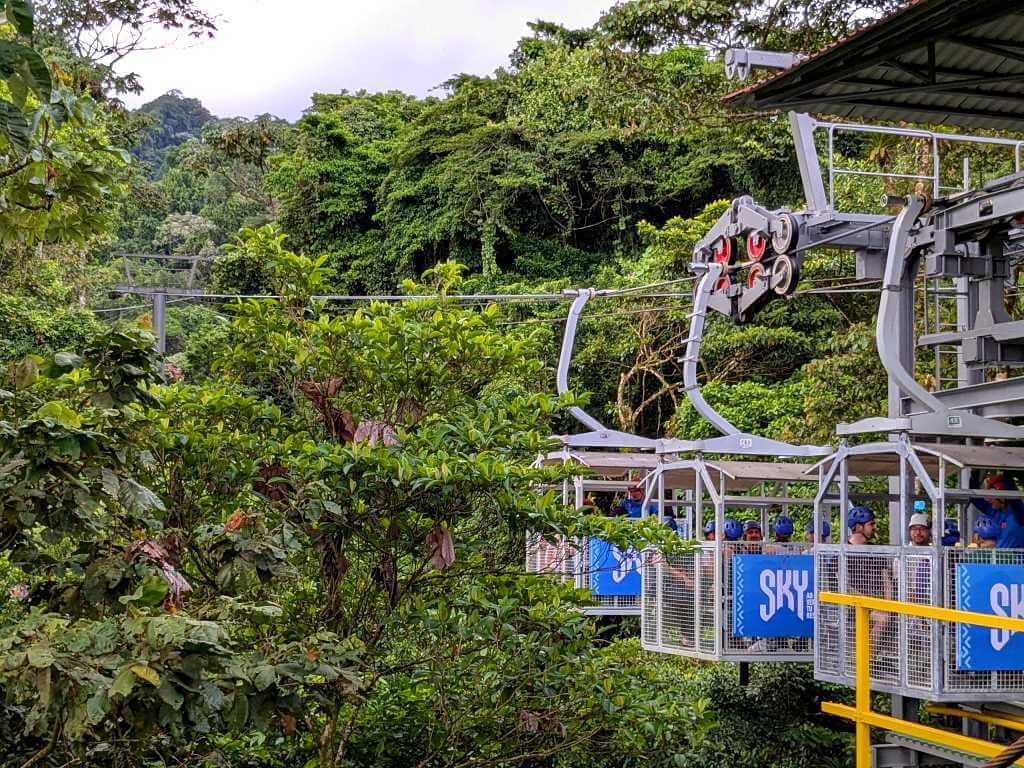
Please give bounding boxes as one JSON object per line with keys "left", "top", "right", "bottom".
{"left": 815, "top": 547, "right": 842, "bottom": 677}
{"left": 944, "top": 548, "right": 1024, "bottom": 696}
{"left": 841, "top": 546, "right": 901, "bottom": 687}
{"left": 815, "top": 545, "right": 1024, "bottom": 700}
{"left": 642, "top": 551, "right": 658, "bottom": 645}
{"left": 903, "top": 549, "right": 936, "bottom": 692}
{"left": 525, "top": 532, "right": 574, "bottom": 580}
{"left": 698, "top": 546, "right": 717, "bottom": 655}
{"left": 641, "top": 549, "right": 700, "bottom": 654}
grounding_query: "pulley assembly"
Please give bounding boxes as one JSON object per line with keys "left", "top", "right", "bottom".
{"left": 692, "top": 198, "right": 803, "bottom": 323}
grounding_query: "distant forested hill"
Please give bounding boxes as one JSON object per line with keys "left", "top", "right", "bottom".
{"left": 133, "top": 89, "right": 216, "bottom": 175}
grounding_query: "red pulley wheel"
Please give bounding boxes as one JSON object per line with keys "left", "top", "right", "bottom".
{"left": 746, "top": 231, "right": 768, "bottom": 262}
{"left": 715, "top": 275, "right": 732, "bottom": 293}
{"left": 747, "top": 263, "right": 766, "bottom": 289}
{"left": 711, "top": 236, "right": 736, "bottom": 265}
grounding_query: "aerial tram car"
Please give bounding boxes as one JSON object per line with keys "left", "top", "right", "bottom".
{"left": 637, "top": 261, "right": 839, "bottom": 663}
{"left": 525, "top": 287, "right": 668, "bottom": 617}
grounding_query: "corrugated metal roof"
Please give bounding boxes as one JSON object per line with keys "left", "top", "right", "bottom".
{"left": 725, "top": 0, "right": 1024, "bottom": 132}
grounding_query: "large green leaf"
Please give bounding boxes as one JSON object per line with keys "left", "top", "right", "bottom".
{"left": 0, "top": 99, "right": 31, "bottom": 157}
{"left": 4, "top": 0, "right": 34, "bottom": 36}
{"left": 118, "top": 575, "right": 169, "bottom": 608}
{"left": 0, "top": 40, "right": 51, "bottom": 98}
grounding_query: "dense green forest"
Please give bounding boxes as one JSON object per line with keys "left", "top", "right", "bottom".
{"left": 0, "top": 0, "right": 979, "bottom": 766}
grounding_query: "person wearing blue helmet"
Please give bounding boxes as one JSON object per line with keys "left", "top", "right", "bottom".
{"left": 847, "top": 506, "right": 876, "bottom": 545}
{"left": 846, "top": 505, "right": 895, "bottom": 657}
{"left": 742, "top": 519, "right": 763, "bottom": 543}
{"left": 772, "top": 516, "right": 794, "bottom": 543}
{"left": 702, "top": 519, "right": 716, "bottom": 541}
{"left": 942, "top": 519, "right": 961, "bottom": 547}
{"left": 969, "top": 474, "right": 1024, "bottom": 548}
{"left": 972, "top": 515, "right": 1000, "bottom": 548}
{"left": 723, "top": 518, "right": 742, "bottom": 542}
{"left": 804, "top": 519, "right": 831, "bottom": 544}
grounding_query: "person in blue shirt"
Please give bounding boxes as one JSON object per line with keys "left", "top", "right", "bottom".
{"left": 969, "top": 474, "right": 1024, "bottom": 548}
{"left": 619, "top": 485, "right": 678, "bottom": 530}
{"left": 619, "top": 485, "right": 646, "bottom": 518}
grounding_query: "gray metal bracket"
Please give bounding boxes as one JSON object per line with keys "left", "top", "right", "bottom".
{"left": 723, "top": 48, "right": 804, "bottom": 82}
{"left": 841, "top": 195, "right": 1024, "bottom": 439}
{"left": 672, "top": 263, "right": 830, "bottom": 457}
{"left": 555, "top": 289, "right": 659, "bottom": 450}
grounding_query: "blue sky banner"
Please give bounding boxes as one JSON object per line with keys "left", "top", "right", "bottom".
{"left": 733, "top": 554, "right": 815, "bottom": 637}
{"left": 957, "top": 563, "right": 1024, "bottom": 671}
{"left": 589, "top": 538, "right": 642, "bottom": 597}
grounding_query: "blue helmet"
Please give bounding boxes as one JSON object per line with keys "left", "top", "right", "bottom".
{"left": 848, "top": 506, "right": 875, "bottom": 530}
{"left": 743, "top": 519, "right": 762, "bottom": 532}
{"left": 723, "top": 518, "right": 743, "bottom": 541}
{"left": 703, "top": 520, "right": 715, "bottom": 536}
{"left": 805, "top": 519, "right": 832, "bottom": 539}
{"left": 974, "top": 515, "right": 1000, "bottom": 541}
{"left": 773, "top": 516, "right": 794, "bottom": 537}
{"left": 942, "top": 519, "right": 961, "bottom": 547}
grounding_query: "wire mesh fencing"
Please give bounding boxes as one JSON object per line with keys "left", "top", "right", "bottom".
{"left": 816, "top": 545, "right": 1024, "bottom": 701}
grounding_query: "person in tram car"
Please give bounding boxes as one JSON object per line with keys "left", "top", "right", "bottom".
{"left": 723, "top": 518, "right": 743, "bottom": 542}
{"left": 742, "top": 519, "right": 763, "bottom": 544}
{"left": 908, "top": 509, "right": 932, "bottom": 546}
{"left": 847, "top": 505, "right": 877, "bottom": 546}
{"left": 772, "top": 516, "right": 794, "bottom": 543}
{"left": 618, "top": 484, "right": 648, "bottom": 518}
{"left": 703, "top": 520, "right": 717, "bottom": 541}
{"left": 846, "top": 507, "right": 897, "bottom": 671}
{"left": 968, "top": 474, "right": 1024, "bottom": 548}
{"left": 942, "top": 519, "right": 961, "bottom": 547}
{"left": 722, "top": 517, "right": 759, "bottom": 650}
{"left": 664, "top": 517, "right": 734, "bottom": 649}
{"left": 969, "top": 516, "right": 999, "bottom": 549}
{"left": 804, "top": 519, "right": 831, "bottom": 544}
{"left": 617, "top": 482, "right": 679, "bottom": 530}
{"left": 764, "top": 516, "right": 793, "bottom": 555}
{"left": 906, "top": 507, "right": 935, "bottom": 681}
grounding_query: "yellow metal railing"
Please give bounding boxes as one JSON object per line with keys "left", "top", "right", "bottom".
{"left": 819, "top": 591, "right": 1024, "bottom": 768}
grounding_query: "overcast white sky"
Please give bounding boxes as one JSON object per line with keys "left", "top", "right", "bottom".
{"left": 122, "top": 0, "right": 612, "bottom": 120}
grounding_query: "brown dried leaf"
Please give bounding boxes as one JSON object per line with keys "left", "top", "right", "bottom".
{"left": 353, "top": 419, "right": 399, "bottom": 447}
{"left": 225, "top": 510, "right": 246, "bottom": 533}
{"left": 426, "top": 524, "right": 455, "bottom": 569}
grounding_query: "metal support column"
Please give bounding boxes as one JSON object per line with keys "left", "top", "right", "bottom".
{"left": 888, "top": 201, "right": 920, "bottom": 729}
{"left": 152, "top": 292, "right": 167, "bottom": 355}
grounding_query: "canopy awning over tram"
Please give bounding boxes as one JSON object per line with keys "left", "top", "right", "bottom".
{"left": 537, "top": 450, "right": 662, "bottom": 478}
{"left": 724, "top": 0, "right": 1024, "bottom": 132}
{"left": 538, "top": 451, "right": 827, "bottom": 493}
{"left": 805, "top": 441, "right": 1024, "bottom": 480}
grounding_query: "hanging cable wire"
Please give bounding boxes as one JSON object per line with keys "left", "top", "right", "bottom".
{"left": 593, "top": 277, "right": 696, "bottom": 297}
{"left": 92, "top": 296, "right": 200, "bottom": 314}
